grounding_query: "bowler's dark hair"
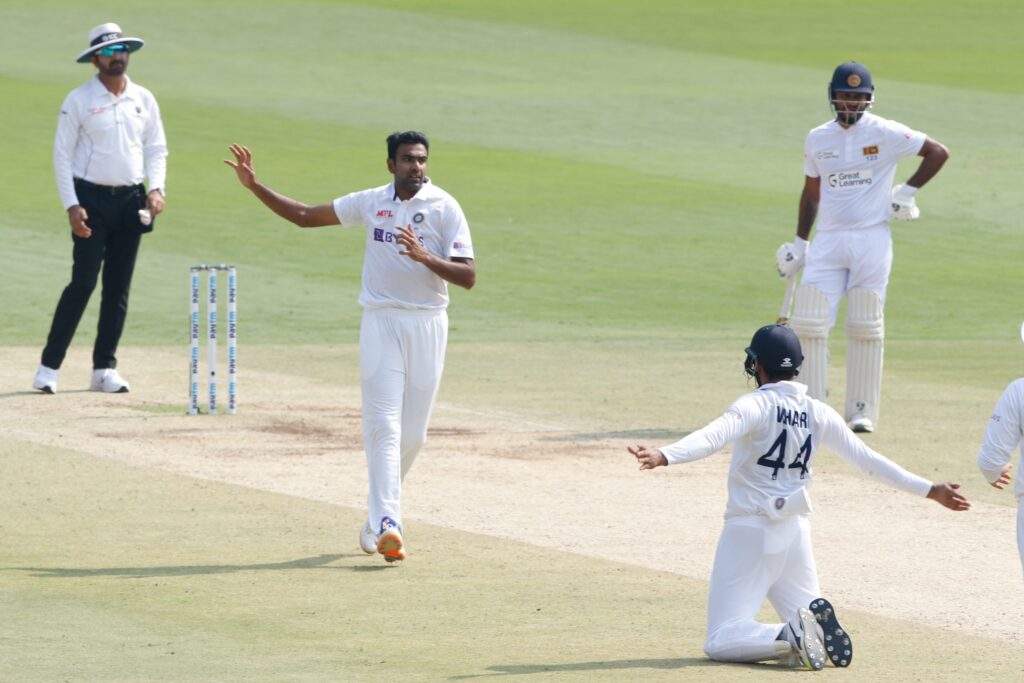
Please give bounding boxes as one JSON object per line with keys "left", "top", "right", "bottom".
{"left": 387, "top": 131, "right": 429, "bottom": 160}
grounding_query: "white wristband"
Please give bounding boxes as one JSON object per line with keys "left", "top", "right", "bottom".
{"left": 793, "top": 236, "right": 809, "bottom": 258}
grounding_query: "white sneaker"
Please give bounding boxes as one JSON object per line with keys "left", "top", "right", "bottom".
{"left": 359, "top": 521, "right": 378, "bottom": 554}
{"left": 89, "top": 368, "right": 130, "bottom": 393}
{"left": 33, "top": 364, "right": 58, "bottom": 394}
{"left": 848, "top": 414, "right": 874, "bottom": 433}
{"left": 786, "top": 607, "right": 826, "bottom": 671}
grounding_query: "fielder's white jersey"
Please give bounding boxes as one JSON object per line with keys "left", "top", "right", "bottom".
{"left": 54, "top": 75, "right": 168, "bottom": 210}
{"left": 802, "top": 112, "right": 926, "bottom": 232}
{"left": 660, "top": 381, "right": 932, "bottom": 519}
{"left": 333, "top": 180, "right": 474, "bottom": 310}
{"left": 977, "top": 378, "right": 1024, "bottom": 497}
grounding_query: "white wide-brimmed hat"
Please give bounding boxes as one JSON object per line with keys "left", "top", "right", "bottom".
{"left": 76, "top": 22, "right": 144, "bottom": 63}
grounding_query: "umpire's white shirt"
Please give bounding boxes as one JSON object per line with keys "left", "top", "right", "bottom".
{"left": 660, "top": 381, "right": 932, "bottom": 519}
{"left": 978, "top": 378, "right": 1024, "bottom": 497}
{"left": 54, "top": 75, "right": 168, "bottom": 210}
{"left": 333, "top": 180, "right": 474, "bottom": 310}
{"left": 803, "top": 112, "right": 926, "bottom": 232}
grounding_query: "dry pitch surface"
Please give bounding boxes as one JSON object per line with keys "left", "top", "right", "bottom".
{"left": 3, "top": 345, "right": 1023, "bottom": 675}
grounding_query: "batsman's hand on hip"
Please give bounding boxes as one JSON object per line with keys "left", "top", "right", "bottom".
{"left": 224, "top": 144, "right": 257, "bottom": 189}
{"left": 629, "top": 445, "right": 667, "bottom": 470}
{"left": 775, "top": 237, "right": 808, "bottom": 278}
{"left": 926, "top": 482, "right": 971, "bottom": 511}
{"left": 890, "top": 184, "right": 920, "bottom": 221}
{"left": 68, "top": 205, "right": 91, "bottom": 238}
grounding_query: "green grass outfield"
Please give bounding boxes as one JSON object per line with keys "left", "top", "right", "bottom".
{"left": 1, "top": 0, "right": 1023, "bottom": 679}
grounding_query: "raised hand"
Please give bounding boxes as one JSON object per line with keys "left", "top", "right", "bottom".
{"left": 224, "top": 144, "right": 257, "bottom": 189}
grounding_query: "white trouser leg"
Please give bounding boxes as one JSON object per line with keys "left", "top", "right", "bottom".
{"left": 765, "top": 516, "right": 820, "bottom": 622}
{"left": 361, "top": 308, "right": 448, "bottom": 532}
{"left": 844, "top": 288, "right": 884, "bottom": 425}
{"left": 790, "top": 285, "right": 830, "bottom": 400}
{"left": 704, "top": 517, "right": 816, "bottom": 663}
{"left": 1017, "top": 498, "right": 1024, "bottom": 578}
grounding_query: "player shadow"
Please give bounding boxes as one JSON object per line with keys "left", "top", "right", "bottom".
{"left": 449, "top": 657, "right": 778, "bottom": 678}
{"left": 8, "top": 552, "right": 378, "bottom": 578}
{"left": 541, "top": 428, "right": 689, "bottom": 443}
{"left": 0, "top": 389, "right": 94, "bottom": 399}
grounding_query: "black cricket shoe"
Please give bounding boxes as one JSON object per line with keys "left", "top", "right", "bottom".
{"left": 810, "top": 597, "right": 852, "bottom": 667}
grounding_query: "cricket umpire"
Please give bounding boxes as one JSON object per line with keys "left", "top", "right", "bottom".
{"left": 33, "top": 22, "right": 167, "bottom": 394}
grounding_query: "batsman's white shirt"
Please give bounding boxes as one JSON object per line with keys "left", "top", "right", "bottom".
{"left": 54, "top": 75, "right": 168, "bottom": 210}
{"left": 333, "top": 180, "right": 474, "bottom": 310}
{"left": 660, "top": 380, "right": 932, "bottom": 519}
{"left": 803, "top": 112, "right": 926, "bottom": 232}
{"left": 978, "top": 378, "right": 1024, "bottom": 497}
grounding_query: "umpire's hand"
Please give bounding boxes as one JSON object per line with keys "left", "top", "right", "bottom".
{"left": 68, "top": 205, "right": 91, "bottom": 238}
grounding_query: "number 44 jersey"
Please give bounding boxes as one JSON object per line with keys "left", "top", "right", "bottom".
{"left": 659, "top": 381, "right": 932, "bottom": 519}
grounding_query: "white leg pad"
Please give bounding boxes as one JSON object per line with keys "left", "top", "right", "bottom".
{"left": 789, "top": 285, "right": 829, "bottom": 400}
{"left": 844, "top": 288, "right": 884, "bottom": 425}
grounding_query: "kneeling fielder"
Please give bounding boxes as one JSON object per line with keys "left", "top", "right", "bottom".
{"left": 629, "top": 324, "right": 968, "bottom": 670}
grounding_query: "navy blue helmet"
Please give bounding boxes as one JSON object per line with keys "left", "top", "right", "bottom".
{"left": 744, "top": 325, "right": 803, "bottom": 378}
{"left": 829, "top": 61, "right": 874, "bottom": 125}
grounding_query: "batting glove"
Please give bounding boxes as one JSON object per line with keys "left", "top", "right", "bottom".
{"left": 891, "top": 184, "right": 920, "bottom": 221}
{"left": 775, "top": 237, "right": 808, "bottom": 279}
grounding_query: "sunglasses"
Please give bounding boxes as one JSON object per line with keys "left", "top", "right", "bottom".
{"left": 96, "top": 44, "right": 128, "bottom": 57}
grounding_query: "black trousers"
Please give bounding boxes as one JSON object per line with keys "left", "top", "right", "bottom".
{"left": 41, "top": 180, "right": 149, "bottom": 370}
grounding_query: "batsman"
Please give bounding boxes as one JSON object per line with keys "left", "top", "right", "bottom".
{"left": 776, "top": 62, "right": 949, "bottom": 433}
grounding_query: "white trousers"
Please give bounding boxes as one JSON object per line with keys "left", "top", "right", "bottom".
{"left": 704, "top": 516, "right": 820, "bottom": 663}
{"left": 1018, "top": 497, "right": 1024, "bottom": 577}
{"left": 801, "top": 225, "right": 893, "bottom": 327}
{"left": 360, "top": 308, "right": 448, "bottom": 532}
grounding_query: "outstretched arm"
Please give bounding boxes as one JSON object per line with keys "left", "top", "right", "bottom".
{"left": 821, "top": 406, "right": 969, "bottom": 510}
{"left": 629, "top": 445, "right": 667, "bottom": 470}
{"left": 926, "top": 483, "right": 971, "bottom": 511}
{"left": 224, "top": 144, "right": 339, "bottom": 228}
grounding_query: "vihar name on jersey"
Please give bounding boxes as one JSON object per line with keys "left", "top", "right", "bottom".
{"left": 776, "top": 406, "right": 808, "bottom": 428}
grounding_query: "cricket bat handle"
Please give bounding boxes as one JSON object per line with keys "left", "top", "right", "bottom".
{"left": 777, "top": 276, "right": 797, "bottom": 325}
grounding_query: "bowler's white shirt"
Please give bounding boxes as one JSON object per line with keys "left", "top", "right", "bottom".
{"left": 660, "top": 381, "right": 932, "bottom": 518}
{"left": 54, "top": 75, "right": 168, "bottom": 210}
{"left": 803, "top": 112, "right": 926, "bottom": 232}
{"left": 978, "top": 378, "right": 1024, "bottom": 497}
{"left": 333, "top": 180, "right": 474, "bottom": 310}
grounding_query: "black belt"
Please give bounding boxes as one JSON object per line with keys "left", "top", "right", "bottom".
{"left": 74, "top": 178, "right": 140, "bottom": 195}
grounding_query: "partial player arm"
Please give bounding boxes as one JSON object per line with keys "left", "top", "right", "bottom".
{"left": 819, "top": 405, "right": 969, "bottom": 510}
{"left": 54, "top": 96, "right": 91, "bottom": 237}
{"left": 903, "top": 137, "right": 950, "bottom": 190}
{"left": 395, "top": 224, "right": 476, "bottom": 289}
{"left": 630, "top": 398, "right": 757, "bottom": 470}
{"left": 796, "top": 175, "right": 820, "bottom": 242}
{"left": 142, "top": 94, "right": 168, "bottom": 217}
{"left": 224, "top": 144, "right": 340, "bottom": 228}
{"left": 977, "top": 380, "right": 1024, "bottom": 489}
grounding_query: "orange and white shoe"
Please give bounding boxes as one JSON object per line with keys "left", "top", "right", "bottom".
{"left": 377, "top": 517, "right": 405, "bottom": 563}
